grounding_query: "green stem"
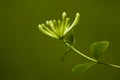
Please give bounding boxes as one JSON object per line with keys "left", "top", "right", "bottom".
{"left": 63, "top": 39, "right": 120, "bottom": 69}
{"left": 63, "top": 39, "right": 97, "bottom": 62}
{"left": 98, "top": 62, "right": 120, "bottom": 69}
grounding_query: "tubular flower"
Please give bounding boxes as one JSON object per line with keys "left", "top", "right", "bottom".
{"left": 38, "top": 12, "right": 80, "bottom": 39}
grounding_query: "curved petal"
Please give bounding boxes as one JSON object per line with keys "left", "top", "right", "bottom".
{"left": 70, "top": 13, "right": 80, "bottom": 30}
{"left": 63, "top": 18, "right": 70, "bottom": 35}
{"left": 61, "top": 12, "right": 67, "bottom": 34}
{"left": 46, "top": 20, "right": 58, "bottom": 35}
{"left": 38, "top": 24, "right": 59, "bottom": 39}
{"left": 64, "top": 13, "right": 80, "bottom": 35}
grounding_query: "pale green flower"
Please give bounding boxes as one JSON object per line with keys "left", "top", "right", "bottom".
{"left": 38, "top": 12, "right": 80, "bottom": 39}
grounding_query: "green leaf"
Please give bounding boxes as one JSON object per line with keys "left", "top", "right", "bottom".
{"left": 62, "top": 33, "right": 75, "bottom": 61}
{"left": 90, "top": 41, "right": 109, "bottom": 60}
{"left": 72, "top": 62, "right": 96, "bottom": 73}
{"left": 65, "top": 32, "right": 75, "bottom": 45}
{"left": 62, "top": 48, "right": 71, "bottom": 62}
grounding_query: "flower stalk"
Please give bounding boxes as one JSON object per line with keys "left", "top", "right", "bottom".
{"left": 38, "top": 12, "right": 120, "bottom": 73}
{"left": 63, "top": 39, "right": 98, "bottom": 62}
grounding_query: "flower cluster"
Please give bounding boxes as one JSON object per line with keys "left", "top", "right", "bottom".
{"left": 38, "top": 12, "right": 80, "bottom": 39}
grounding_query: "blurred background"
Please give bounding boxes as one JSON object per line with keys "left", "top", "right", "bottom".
{"left": 0, "top": 0, "right": 120, "bottom": 80}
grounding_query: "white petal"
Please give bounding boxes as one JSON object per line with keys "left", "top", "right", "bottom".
{"left": 38, "top": 24, "right": 59, "bottom": 39}
{"left": 46, "top": 20, "right": 57, "bottom": 34}
{"left": 62, "top": 12, "right": 67, "bottom": 26}
{"left": 64, "top": 13, "right": 80, "bottom": 35}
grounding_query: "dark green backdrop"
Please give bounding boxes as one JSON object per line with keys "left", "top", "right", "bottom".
{"left": 0, "top": 0, "right": 120, "bottom": 80}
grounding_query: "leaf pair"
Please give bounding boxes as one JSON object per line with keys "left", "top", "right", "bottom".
{"left": 72, "top": 41, "right": 109, "bottom": 73}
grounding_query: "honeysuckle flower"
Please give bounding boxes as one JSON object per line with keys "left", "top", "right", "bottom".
{"left": 38, "top": 12, "right": 80, "bottom": 39}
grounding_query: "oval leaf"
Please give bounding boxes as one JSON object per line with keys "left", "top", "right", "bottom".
{"left": 90, "top": 41, "right": 109, "bottom": 60}
{"left": 72, "top": 62, "right": 96, "bottom": 73}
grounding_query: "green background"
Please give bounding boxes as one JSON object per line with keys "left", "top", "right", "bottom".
{"left": 0, "top": 0, "right": 120, "bottom": 80}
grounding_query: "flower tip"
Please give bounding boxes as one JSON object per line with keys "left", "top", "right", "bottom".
{"left": 38, "top": 24, "right": 43, "bottom": 32}
{"left": 76, "top": 12, "right": 80, "bottom": 17}
{"left": 38, "top": 24, "right": 42, "bottom": 28}
{"left": 62, "top": 12, "right": 67, "bottom": 18}
{"left": 46, "top": 21, "right": 49, "bottom": 24}
{"left": 62, "top": 12, "right": 66, "bottom": 15}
